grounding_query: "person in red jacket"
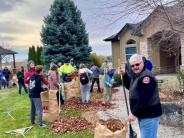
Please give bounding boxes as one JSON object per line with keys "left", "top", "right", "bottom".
{"left": 29, "top": 65, "right": 48, "bottom": 128}
{"left": 25, "top": 60, "right": 48, "bottom": 90}
{"left": 25, "top": 60, "right": 36, "bottom": 89}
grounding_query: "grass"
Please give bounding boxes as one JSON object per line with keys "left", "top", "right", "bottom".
{"left": 0, "top": 87, "right": 94, "bottom": 138}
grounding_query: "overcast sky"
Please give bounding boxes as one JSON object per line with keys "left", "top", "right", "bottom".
{"left": 0, "top": 0, "right": 140, "bottom": 61}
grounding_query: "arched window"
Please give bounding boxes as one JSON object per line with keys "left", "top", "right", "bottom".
{"left": 126, "top": 39, "right": 136, "bottom": 45}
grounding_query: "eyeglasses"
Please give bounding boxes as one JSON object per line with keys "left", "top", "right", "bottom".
{"left": 131, "top": 62, "right": 141, "bottom": 68}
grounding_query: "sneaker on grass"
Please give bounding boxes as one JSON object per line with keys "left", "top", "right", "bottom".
{"left": 39, "top": 124, "right": 47, "bottom": 128}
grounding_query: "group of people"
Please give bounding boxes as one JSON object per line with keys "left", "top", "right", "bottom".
{"left": 0, "top": 66, "right": 12, "bottom": 89}
{"left": 15, "top": 54, "right": 162, "bottom": 138}
{"left": 15, "top": 58, "right": 115, "bottom": 128}
{"left": 56, "top": 58, "right": 114, "bottom": 105}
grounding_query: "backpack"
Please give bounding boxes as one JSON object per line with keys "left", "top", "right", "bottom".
{"left": 80, "top": 73, "right": 89, "bottom": 85}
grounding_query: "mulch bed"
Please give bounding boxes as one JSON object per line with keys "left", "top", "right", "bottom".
{"left": 51, "top": 117, "right": 94, "bottom": 133}
{"left": 64, "top": 97, "right": 114, "bottom": 111}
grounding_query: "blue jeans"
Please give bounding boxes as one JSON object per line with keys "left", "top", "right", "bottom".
{"left": 138, "top": 117, "right": 160, "bottom": 138}
{"left": 80, "top": 83, "right": 90, "bottom": 103}
{"left": 18, "top": 82, "right": 28, "bottom": 95}
{"left": 30, "top": 98, "right": 43, "bottom": 126}
{"left": 103, "top": 85, "right": 112, "bottom": 102}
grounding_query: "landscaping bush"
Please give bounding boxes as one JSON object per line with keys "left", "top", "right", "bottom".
{"left": 89, "top": 53, "right": 102, "bottom": 67}
{"left": 113, "top": 74, "right": 122, "bottom": 87}
{"left": 177, "top": 71, "right": 184, "bottom": 93}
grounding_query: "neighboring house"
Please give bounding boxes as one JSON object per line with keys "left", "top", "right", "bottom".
{"left": 104, "top": 5, "right": 184, "bottom": 74}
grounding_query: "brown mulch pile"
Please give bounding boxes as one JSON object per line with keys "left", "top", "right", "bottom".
{"left": 64, "top": 97, "right": 114, "bottom": 111}
{"left": 99, "top": 119, "right": 127, "bottom": 132}
{"left": 51, "top": 117, "right": 94, "bottom": 133}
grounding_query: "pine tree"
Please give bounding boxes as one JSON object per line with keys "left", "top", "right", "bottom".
{"left": 28, "top": 47, "right": 32, "bottom": 61}
{"left": 28, "top": 45, "right": 37, "bottom": 64}
{"left": 36, "top": 46, "right": 43, "bottom": 65}
{"left": 41, "top": 0, "right": 91, "bottom": 69}
{"left": 32, "top": 46, "right": 37, "bottom": 64}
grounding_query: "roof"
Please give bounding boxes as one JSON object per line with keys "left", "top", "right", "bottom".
{"left": 0, "top": 46, "right": 18, "bottom": 55}
{"left": 104, "top": 4, "right": 183, "bottom": 42}
{"left": 104, "top": 22, "right": 143, "bottom": 42}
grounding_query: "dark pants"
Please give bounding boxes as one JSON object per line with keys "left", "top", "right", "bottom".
{"left": 90, "top": 78, "right": 101, "bottom": 92}
{"left": 18, "top": 82, "right": 28, "bottom": 95}
{"left": 5, "top": 77, "right": 9, "bottom": 88}
{"left": 30, "top": 98, "right": 43, "bottom": 126}
{"left": 56, "top": 91, "right": 64, "bottom": 105}
{"left": 0, "top": 79, "right": 4, "bottom": 89}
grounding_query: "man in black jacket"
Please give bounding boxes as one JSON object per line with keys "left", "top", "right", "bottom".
{"left": 120, "top": 54, "right": 162, "bottom": 138}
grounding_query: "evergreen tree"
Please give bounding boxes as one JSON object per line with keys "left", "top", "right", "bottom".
{"left": 32, "top": 45, "right": 37, "bottom": 64}
{"left": 28, "top": 45, "right": 37, "bottom": 64}
{"left": 28, "top": 47, "right": 32, "bottom": 61}
{"left": 36, "top": 46, "right": 43, "bottom": 65}
{"left": 41, "top": 0, "right": 91, "bottom": 69}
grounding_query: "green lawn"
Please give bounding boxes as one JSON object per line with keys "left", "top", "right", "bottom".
{"left": 0, "top": 88, "right": 94, "bottom": 138}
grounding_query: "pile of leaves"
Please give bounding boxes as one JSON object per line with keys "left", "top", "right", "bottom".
{"left": 99, "top": 119, "right": 126, "bottom": 132}
{"left": 51, "top": 117, "right": 94, "bottom": 133}
{"left": 64, "top": 97, "right": 113, "bottom": 111}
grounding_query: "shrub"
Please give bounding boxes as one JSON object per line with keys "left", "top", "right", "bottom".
{"left": 89, "top": 53, "right": 102, "bottom": 67}
{"left": 113, "top": 74, "right": 122, "bottom": 86}
{"left": 177, "top": 71, "right": 184, "bottom": 93}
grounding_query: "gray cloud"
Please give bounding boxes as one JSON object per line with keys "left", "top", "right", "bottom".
{"left": 0, "top": 21, "right": 36, "bottom": 34}
{"left": 0, "top": 0, "right": 24, "bottom": 12}
{"left": 0, "top": 35, "right": 15, "bottom": 41}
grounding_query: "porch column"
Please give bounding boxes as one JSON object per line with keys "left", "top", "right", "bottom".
{"left": 12, "top": 54, "right": 16, "bottom": 73}
{"left": 180, "top": 39, "right": 184, "bottom": 70}
{"left": 139, "top": 41, "right": 149, "bottom": 58}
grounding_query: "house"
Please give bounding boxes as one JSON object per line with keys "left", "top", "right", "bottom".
{"left": 104, "top": 4, "right": 184, "bottom": 74}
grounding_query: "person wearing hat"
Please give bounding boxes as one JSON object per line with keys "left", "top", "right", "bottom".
{"left": 119, "top": 54, "right": 162, "bottom": 138}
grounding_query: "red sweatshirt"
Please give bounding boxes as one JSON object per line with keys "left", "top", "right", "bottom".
{"left": 25, "top": 68, "right": 48, "bottom": 88}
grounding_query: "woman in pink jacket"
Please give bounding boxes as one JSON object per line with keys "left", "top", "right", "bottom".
{"left": 48, "top": 63, "right": 64, "bottom": 104}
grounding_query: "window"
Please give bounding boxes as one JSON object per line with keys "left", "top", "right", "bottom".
{"left": 126, "top": 39, "right": 136, "bottom": 45}
{"left": 125, "top": 47, "right": 137, "bottom": 60}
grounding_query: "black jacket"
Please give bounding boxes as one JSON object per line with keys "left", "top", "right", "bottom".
{"left": 123, "top": 69, "right": 162, "bottom": 119}
{"left": 29, "top": 74, "right": 43, "bottom": 98}
{"left": 17, "top": 71, "right": 24, "bottom": 83}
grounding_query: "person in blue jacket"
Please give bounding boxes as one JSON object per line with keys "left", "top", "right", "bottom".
{"left": 0, "top": 70, "right": 5, "bottom": 89}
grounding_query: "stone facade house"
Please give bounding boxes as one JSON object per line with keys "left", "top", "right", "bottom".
{"left": 104, "top": 5, "right": 184, "bottom": 74}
